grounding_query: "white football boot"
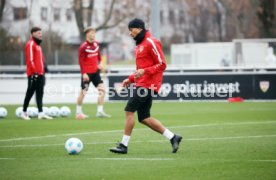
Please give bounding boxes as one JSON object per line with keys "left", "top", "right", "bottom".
{"left": 21, "top": 112, "right": 31, "bottom": 120}
{"left": 96, "top": 111, "right": 111, "bottom": 118}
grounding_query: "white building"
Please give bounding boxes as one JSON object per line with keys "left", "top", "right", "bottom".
{"left": 2, "top": 0, "right": 220, "bottom": 63}
{"left": 0, "top": 0, "right": 105, "bottom": 43}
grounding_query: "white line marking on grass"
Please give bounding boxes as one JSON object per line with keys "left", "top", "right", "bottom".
{"left": 143, "top": 134, "right": 276, "bottom": 143}
{"left": 168, "top": 120, "right": 276, "bottom": 129}
{"left": 0, "top": 120, "right": 275, "bottom": 142}
{"left": 251, "top": 160, "right": 276, "bottom": 162}
{"left": 185, "top": 134, "right": 276, "bottom": 141}
{"left": 0, "top": 141, "right": 117, "bottom": 148}
{"left": 147, "top": 134, "right": 276, "bottom": 143}
{"left": 86, "top": 158, "right": 173, "bottom": 161}
{"left": 0, "top": 134, "right": 275, "bottom": 148}
{"left": 0, "top": 158, "right": 16, "bottom": 160}
{"left": 0, "top": 130, "right": 123, "bottom": 142}
{"left": 0, "top": 143, "right": 64, "bottom": 148}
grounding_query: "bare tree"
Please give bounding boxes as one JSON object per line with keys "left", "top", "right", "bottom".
{"left": 219, "top": 0, "right": 249, "bottom": 39}
{"left": 73, "top": 0, "right": 85, "bottom": 40}
{"left": 214, "top": 0, "right": 226, "bottom": 41}
{"left": 87, "top": 0, "right": 94, "bottom": 27}
{"left": 185, "top": 0, "right": 216, "bottom": 42}
{"left": 257, "top": 0, "right": 275, "bottom": 38}
{"left": 96, "top": 0, "right": 126, "bottom": 31}
{"left": 0, "top": 0, "right": 5, "bottom": 21}
{"left": 73, "top": 0, "right": 126, "bottom": 41}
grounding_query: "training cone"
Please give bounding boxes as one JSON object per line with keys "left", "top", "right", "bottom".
{"left": 228, "top": 97, "right": 244, "bottom": 103}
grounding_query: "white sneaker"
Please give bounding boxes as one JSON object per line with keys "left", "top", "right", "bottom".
{"left": 96, "top": 111, "right": 111, "bottom": 118}
{"left": 21, "top": 113, "right": 31, "bottom": 120}
{"left": 38, "top": 114, "right": 53, "bottom": 120}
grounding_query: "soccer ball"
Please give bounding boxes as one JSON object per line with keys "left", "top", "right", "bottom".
{"left": 0, "top": 107, "right": 8, "bottom": 118}
{"left": 42, "top": 107, "right": 50, "bottom": 116}
{"left": 59, "top": 106, "right": 71, "bottom": 117}
{"left": 27, "top": 107, "right": 38, "bottom": 117}
{"left": 65, "top": 138, "right": 83, "bottom": 155}
{"left": 49, "top": 106, "right": 60, "bottom": 117}
{"left": 15, "top": 107, "right": 23, "bottom": 118}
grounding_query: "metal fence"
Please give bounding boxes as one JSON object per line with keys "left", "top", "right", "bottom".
{"left": 0, "top": 50, "right": 78, "bottom": 66}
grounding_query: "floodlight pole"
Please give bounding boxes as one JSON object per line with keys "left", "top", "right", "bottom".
{"left": 150, "top": 0, "right": 160, "bottom": 40}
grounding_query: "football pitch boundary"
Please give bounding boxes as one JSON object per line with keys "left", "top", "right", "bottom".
{"left": 0, "top": 120, "right": 275, "bottom": 143}
{"left": 0, "top": 134, "right": 275, "bottom": 148}
{"left": 1, "top": 157, "right": 276, "bottom": 162}
{"left": 86, "top": 158, "right": 174, "bottom": 161}
{"left": 0, "top": 134, "right": 276, "bottom": 162}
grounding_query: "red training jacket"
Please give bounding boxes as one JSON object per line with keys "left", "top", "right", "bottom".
{"left": 79, "top": 40, "right": 101, "bottom": 74}
{"left": 128, "top": 31, "right": 166, "bottom": 93}
{"left": 25, "top": 38, "right": 44, "bottom": 76}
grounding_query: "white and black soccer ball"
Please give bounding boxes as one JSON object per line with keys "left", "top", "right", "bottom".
{"left": 27, "top": 107, "right": 38, "bottom": 117}
{"left": 49, "top": 106, "right": 60, "bottom": 117}
{"left": 42, "top": 107, "right": 50, "bottom": 116}
{"left": 59, "top": 106, "right": 71, "bottom": 117}
{"left": 0, "top": 107, "right": 8, "bottom": 118}
{"left": 15, "top": 107, "right": 23, "bottom": 118}
{"left": 65, "top": 138, "right": 83, "bottom": 155}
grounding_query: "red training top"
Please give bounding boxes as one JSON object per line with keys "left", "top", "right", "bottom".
{"left": 25, "top": 38, "right": 44, "bottom": 76}
{"left": 78, "top": 40, "right": 101, "bottom": 74}
{"left": 128, "top": 31, "right": 166, "bottom": 93}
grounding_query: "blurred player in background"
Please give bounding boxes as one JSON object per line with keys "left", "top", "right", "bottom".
{"left": 76, "top": 27, "right": 110, "bottom": 120}
{"left": 21, "top": 27, "right": 52, "bottom": 120}
{"left": 110, "top": 18, "right": 182, "bottom": 154}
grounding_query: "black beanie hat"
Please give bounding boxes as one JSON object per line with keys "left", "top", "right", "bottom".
{"left": 128, "top": 18, "right": 145, "bottom": 30}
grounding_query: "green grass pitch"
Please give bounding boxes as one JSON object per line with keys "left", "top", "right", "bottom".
{"left": 0, "top": 102, "right": 276, "bottom": 179}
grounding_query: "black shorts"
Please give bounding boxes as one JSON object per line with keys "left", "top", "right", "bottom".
{"left": 81, "top": 71, "right": 103, "bottom": 90}
{"left": 124, "top": 87, "right": 155, "bottom": 122}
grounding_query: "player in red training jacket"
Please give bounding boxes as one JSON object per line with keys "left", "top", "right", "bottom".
{"left": 22, "top": 27, "right": 52, "bottom": 120}
{"left": 76, "top": 27, "right": 110, "bottom": 120}
{"left": 110, "top": 18, "right": 182, "bottom": 154}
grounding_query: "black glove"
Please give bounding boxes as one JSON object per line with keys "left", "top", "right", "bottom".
{"left": 32, "top": 73, "right": 39, "bottom": 81}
